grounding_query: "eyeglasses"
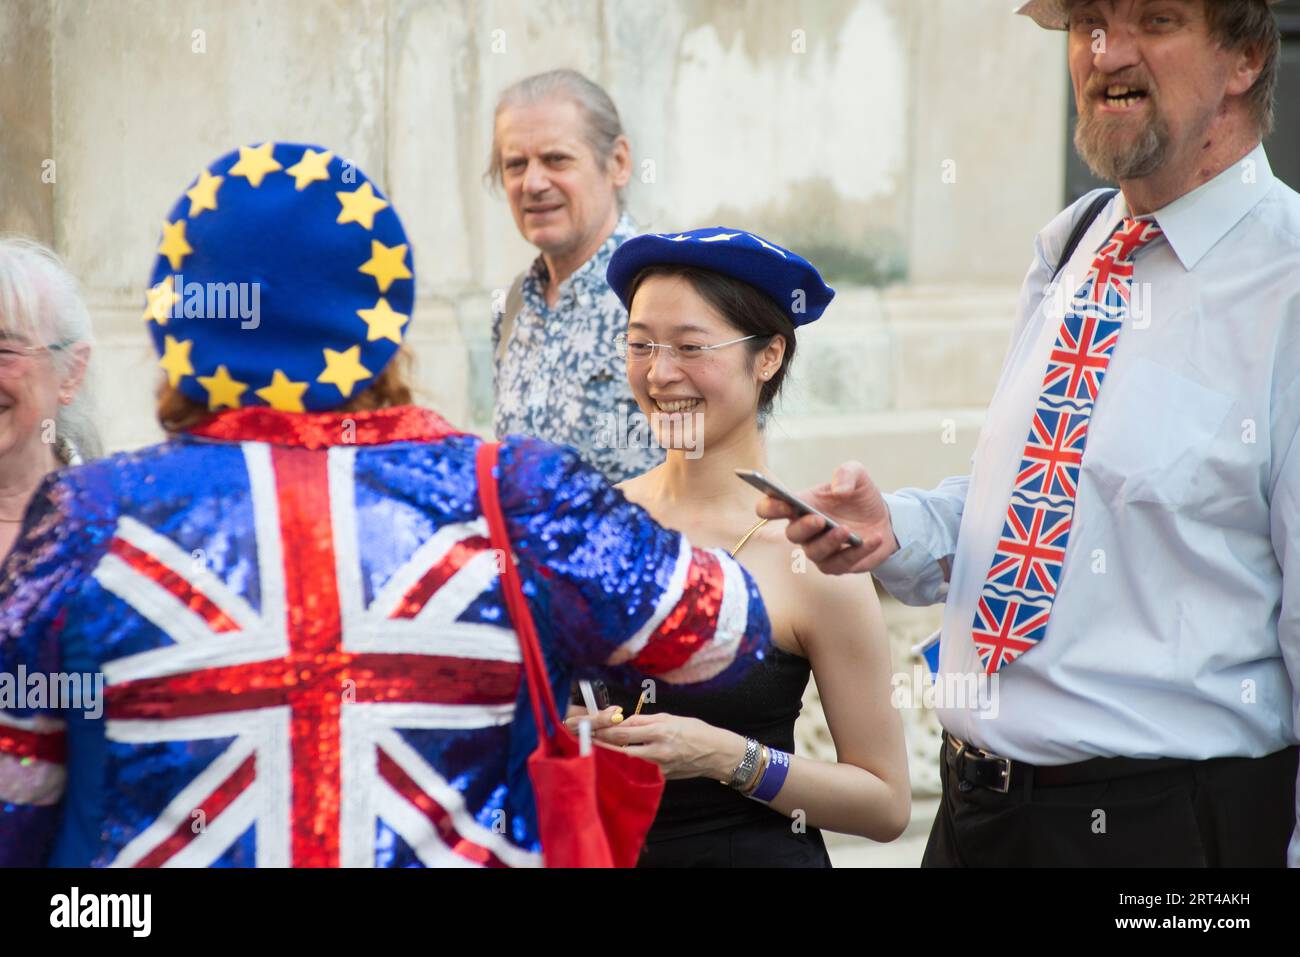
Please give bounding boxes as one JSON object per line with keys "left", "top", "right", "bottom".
{"left": 614, "top": 332, "right": 766, "bottom": 364}
{"left": 0, "top": 341, "right": 74, "bottom": 379}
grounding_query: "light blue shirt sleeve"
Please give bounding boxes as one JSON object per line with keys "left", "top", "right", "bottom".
{"left": 875, "top": 481, "right": 968, "bottom": 606}
{"left": 1271, "top": 353, "right": 1300, "bottom": 867}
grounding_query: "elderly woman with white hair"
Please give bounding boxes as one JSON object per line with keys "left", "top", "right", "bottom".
{"left": 0, "top": 237, "right": 97, "bottom": 557}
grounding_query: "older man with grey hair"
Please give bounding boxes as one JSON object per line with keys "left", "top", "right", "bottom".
{"left": 761, "top": 0, "right": 1300, "bottom": 866}
{"left": 487, "top": 68, "right": 662, "bottom": 483}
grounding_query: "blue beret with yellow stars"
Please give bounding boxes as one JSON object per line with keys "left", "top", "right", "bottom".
{"left": 142, "top": 142, "right": 414, "bottom": 412}
{"left": 605, "top": 226, "right": 834, "bottom": 328}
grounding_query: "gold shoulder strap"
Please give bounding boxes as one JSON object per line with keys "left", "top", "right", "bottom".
{"left": 730, "top": 518, "right": 770, "bottom": 558}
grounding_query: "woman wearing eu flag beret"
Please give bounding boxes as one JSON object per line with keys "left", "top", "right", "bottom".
{"left": 566, "top": 227, "right": 911, "bottom": 867}
{"left": 0, "top": 144, "right": 778, "bottom": 868}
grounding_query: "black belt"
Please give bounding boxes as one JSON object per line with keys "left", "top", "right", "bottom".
{"left": 944, "top": 733, "right": 1200, "bottom": 795}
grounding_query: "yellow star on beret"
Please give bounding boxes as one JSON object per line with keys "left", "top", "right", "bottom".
{"left": 317, "top": 346, "right": 372, "bottom": 398}
{"left": 158, "top": 220, "right": 193, "bottom": 271}
{"left": 197, "top": 364, "right": 249, "bottom": 410}
{"left": 159, "top": 335, "right": 195, "bottom": 387}
{"left": 228, "top": 143, "right": 283, "bottom": 188}
{"left": 286, "top": 148, "right": 334, "bottom": 191}
{"left": 358, "top": 240, "right": 412, "bottom": 293}
{"left": 356, "top": 296, "right": 408, "bottom": 344}
{"left": 336, "top": 181, "right": 390, "bottom": 230}
{"left": 185, "top": 170, "right": 223, "bottom": 218}
{"left": 255, "top": 369, "right": 309, "bottom": 412}
{"left": 143, "top": 275, "right": 180, "bottom": 325}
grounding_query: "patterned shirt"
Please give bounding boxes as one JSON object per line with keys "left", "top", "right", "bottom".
{"left": 492, "top": 213, "right": 663, "bottom": 483}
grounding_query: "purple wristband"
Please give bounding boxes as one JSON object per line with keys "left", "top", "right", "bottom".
{"left": 750, "top": 748, "right": 790, "bottom": 802}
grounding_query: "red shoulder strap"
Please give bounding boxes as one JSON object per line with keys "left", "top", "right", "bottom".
{"left": 474, "top": 441, "right": 567, "bottom": 748}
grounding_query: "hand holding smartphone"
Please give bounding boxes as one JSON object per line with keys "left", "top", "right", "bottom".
{"left": 735, "top": 468, "right": 864, "bottom": 548}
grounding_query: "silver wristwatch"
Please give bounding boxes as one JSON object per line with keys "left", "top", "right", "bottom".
{"left": 726, "top": 737, "right": 762, "bottom": 790}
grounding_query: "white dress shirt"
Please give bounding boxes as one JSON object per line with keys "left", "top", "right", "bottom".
{"left": 875, "top": 144, "right": 1300, "bottom": 855}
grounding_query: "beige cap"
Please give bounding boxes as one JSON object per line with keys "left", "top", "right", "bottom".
{"left": 1016, "top": 0, "right": 1280, "bottom": 31}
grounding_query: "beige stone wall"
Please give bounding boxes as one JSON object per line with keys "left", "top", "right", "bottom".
{"left": 0, "top": 0, "right": 55, "bottom": 245}
{"left": 3, "top": 0, "right": 1070, "bottom": 853}
{"left": 3, "top": 0, "right": 1065, "bottom": 446}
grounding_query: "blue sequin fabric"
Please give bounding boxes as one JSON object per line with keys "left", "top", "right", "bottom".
{"left": 0, "top": 407, "right": 769, "bottom": 867}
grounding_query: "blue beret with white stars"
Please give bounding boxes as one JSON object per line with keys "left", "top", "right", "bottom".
{"left": 143, "top": 142, "right": 414, "bottom": 412}
{"left": 605, "top": 226, "right": 834, "bottom": 327}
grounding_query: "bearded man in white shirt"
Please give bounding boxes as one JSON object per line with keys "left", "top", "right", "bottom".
{"left": 761, "top": 0, "right": 1300, "bottom": 867}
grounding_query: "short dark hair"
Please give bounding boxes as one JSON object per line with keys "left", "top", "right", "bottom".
{"left": 626, "top": 265, "right": 795, "bottom": 421}
{"left": 1204, "top": 0, "right": 1281, "bottom": 136}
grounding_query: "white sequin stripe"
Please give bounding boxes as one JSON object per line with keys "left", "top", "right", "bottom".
{"left": 655, "top": 548, "right": 749, "bottom": 685}
{"left": 409, "top": 549, "right": 502, "bottom": 626}
{"left": 370, "top": 723, "right": 541, "bottom": 869}
{"left": 109, "top": 708, "right": 289, "bottom": 868}
{"left": 365, "top": 519, "right": 493, "bottom": 621}
{"left": 606, "top": 537, "right": 692, "bottom": 666}
{"left": 101, "top": 623, "right": 290, "bottom": 687}
{"left": 338, "top": 703, "right": 374, "bottom": 868}
{"left": 328, "top": 446, "right": 366, "bottom": 641}
{"left": 374, "top": 779, "right": 483, "bottom": 868}
{"left": 98, "top": 445, "right": 290, "bottom": 683}
{"left": 351, "top": 620, "right": 523, "bottom": 662}
{"left": 92, "top": 515, "right": 261, "bottom": 645}
{"left": 324, "top": 449, "right": 516, "bottom": 659}
{"left": 339, "top": 702, "right": 516, "bottom": 868}
{"left": 243, "top": 442, "right": 287, "bottom": 647}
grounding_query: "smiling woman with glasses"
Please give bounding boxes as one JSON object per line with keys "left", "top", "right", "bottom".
{"left": 0, "top": 238, "right": 97, "bottom": 558}
{"left": 561, "top": 227, "right": 912, "bottom": 868}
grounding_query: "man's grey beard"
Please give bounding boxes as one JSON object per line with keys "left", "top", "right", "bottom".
{"left": 1073, "top": 107, "right": 1171, "bottom": 181}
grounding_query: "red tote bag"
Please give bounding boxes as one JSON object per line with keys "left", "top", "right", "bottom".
{"left": 475, "top": 441, "right": 664, "bottom": 868}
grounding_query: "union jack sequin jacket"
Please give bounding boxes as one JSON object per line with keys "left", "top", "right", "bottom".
{"left": 0, "top": 406, "right": 769, "bottom": 867}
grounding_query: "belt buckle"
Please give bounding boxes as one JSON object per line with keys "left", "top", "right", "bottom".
{"left": 951, "top": 734, "right": 1012, "bottom": 793}
{"left": 987, "top": 752, "right": 1012, "bottom": 793}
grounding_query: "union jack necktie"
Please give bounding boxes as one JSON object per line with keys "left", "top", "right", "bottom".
{"left": 972, "top": 216, "right": 1163, "bottom": 673}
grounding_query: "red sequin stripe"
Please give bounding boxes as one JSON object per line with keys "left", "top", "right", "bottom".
{"left": 273, "top": 445, "right": 350, "bottom": 869}
{"left": 0, "top": 725, "right": 67, "bottom": 764}
{"left": 376, "top": 749, "right": 509, "bottom": 868}
{"left": 390, "top": 537, "right": 492, "bottom": 618}
{"left": 628, "top": 549, "right": 727, "bottom": 675}
{"left": 134, "top": 754, "right": 256, "bottom": 868}
{"left": 109, "top": 539, "right": 242, "bottom": 633}
{"left": 107, "top": 447, "right": 520, "bottom": 869}
{"left": 106, "top": 653, "right": 522, "bottom": 720}
{"left": 186, "top": 406, "right": 464, "bottom": 449}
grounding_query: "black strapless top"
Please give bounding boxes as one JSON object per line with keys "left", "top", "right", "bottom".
{"left": 605, "top": 644, "right": 812, "bottom": 842}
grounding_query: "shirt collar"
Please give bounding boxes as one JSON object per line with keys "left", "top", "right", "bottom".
{"left": 184, "top": 405, "right": 463, "bottom": 448}
{"left": 1131, "top": 142, "right": 1274, "bottom": 271}
{"left": 528, "top": 210, "right": 637, "bottom": 292}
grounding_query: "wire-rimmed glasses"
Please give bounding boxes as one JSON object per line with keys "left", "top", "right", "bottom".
{"left": 613, "top": 332, "right": 765, "bottom": 364}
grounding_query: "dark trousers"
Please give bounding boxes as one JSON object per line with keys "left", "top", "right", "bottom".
{"left": 922, "top": 736, "right": 1298, "bottom": 867}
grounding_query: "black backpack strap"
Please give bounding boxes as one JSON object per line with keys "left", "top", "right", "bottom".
{"left": 1052, "top": 188, "right": 1119, "bottom": 279}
